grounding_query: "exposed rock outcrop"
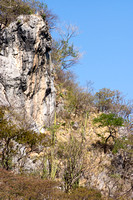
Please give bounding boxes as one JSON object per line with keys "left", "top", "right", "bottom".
{"left": 0, "top": 15, "right": 55, "bottom": 131}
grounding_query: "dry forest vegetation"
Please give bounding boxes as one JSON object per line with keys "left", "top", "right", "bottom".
{"left": 0, "top": 0, "right": 133, "bottom": 200}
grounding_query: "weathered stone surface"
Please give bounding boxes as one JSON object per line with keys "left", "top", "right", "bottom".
{"left": 0, "top": 15, "right": 55, "bottom": 131}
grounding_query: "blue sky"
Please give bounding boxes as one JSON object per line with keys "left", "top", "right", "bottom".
{"left": 44, "top": 0, "right": 133, "bottom": 100}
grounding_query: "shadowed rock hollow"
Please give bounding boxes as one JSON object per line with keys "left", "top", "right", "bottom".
{"left": 0, "top": 14, "right": 55, "bottom": 131}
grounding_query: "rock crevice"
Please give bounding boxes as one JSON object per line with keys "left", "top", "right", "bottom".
{"left": 0, "top": 14, "right": 55, "bottom": 131}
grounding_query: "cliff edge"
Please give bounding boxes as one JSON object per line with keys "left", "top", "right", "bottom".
{"left": 0, "top": 14, "right": 55, "bottom": 131}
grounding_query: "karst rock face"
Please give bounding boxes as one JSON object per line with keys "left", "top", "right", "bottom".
{"left": 0, "top": 15, "right": 55, "bottom": 131}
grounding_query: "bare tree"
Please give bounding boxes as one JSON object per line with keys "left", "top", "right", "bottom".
{"left": 51, "top": 24, "right": 81, "bottom": 70}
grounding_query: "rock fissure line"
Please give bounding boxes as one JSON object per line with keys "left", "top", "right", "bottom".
{"left": 0, "top": 14, "right": 55, "bottom": 130}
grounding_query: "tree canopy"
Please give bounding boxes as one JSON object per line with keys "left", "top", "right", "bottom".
{"left": 93, "top": 113, "right": 124, "bottom": 153}
{"left": 95, "top": 88, "right": 133, "bottom": 119}
{"left": 93, "top": 113, "right": 124, "bottom": 128}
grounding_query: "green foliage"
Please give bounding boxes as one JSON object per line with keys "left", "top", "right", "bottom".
{"left": 93, "top": 113, "right": 124, "bottom": 128}
{"left": 112, "top": 135, "right": 133, "bottom": 154}
{"left": 41, "top": 147, "right": 58, "bottom": 180}
{"left": 52, "top": 25, "right": 80, "bottom": 70}
{"left": 93, "top": 113, "right": 124, "bottom": 153}
{"left": 112, "top": 138, "right": 125, "bottom": 154}
{"left": 49, "top": 148, "right": 58, "bottom": 179}
{"left": 0, "top": 107, "right": 46, "bottom": 170}
{"left": 41, "top": 13, "right": 46, "bottom": 20}
{"left": 52, "top": 39, "right": 79, "bottom": 70}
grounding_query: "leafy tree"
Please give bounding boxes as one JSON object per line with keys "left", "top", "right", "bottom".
{"left": 93, "top": 113, "right": 124, "bottom": 153}
{"left": 95, "top": 88, "right": 117, "bottom": 112}
{"left": 95, "top": 88, "right": 133, "bottom": 119}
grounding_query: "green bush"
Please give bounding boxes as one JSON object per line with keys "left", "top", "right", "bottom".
{"left": 0, "top": 106, "right": 47, "bottom": 170}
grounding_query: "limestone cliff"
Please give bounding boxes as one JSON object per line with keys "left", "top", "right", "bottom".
{"left": 0, "top": 15, "right": 55, "bottom": 131}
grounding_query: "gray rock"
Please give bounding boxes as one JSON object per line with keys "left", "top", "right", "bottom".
{"left": 0, "top": 14, "right": 56, "bottom": 131}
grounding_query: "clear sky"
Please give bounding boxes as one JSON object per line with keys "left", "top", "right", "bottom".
{"left": 44, "top": 0, "right": 133, "bottom": 100}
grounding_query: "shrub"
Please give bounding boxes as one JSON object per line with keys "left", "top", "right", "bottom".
{"left": 62, "top": 136, "right": 85, "bottom": 192}
{"left": 0, "top": 168, "right": 104, "bottom": 200}
{"left": 0, "top": 168, "right": 60, "bottom": 200}
{"left": 0, "top": 106, "right": 47, "bottom": 170}
{"left": 69, "top": 187, "right": 103, "bottom": 200}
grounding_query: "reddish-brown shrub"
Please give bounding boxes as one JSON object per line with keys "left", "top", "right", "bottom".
{"left": 0, "top": 168, "right": 59, "bottom": 200}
